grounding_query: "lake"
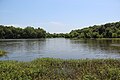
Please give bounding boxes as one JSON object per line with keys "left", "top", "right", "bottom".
{"left": 0, "top": 38, "right": 120, "bottom": 61}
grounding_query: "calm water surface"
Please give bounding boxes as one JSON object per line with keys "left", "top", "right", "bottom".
{"left": 0, "top": 38, "right": 120, "bottom": 61}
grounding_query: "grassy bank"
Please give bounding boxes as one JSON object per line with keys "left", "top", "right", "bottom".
{"left": 0, "top": 58, "right": 120, "bottom": 80}
{"left": 0, "top": 50, "right": 7, "bottom": 56}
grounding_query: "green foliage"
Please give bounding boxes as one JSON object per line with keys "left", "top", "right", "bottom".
{"left": 0, "top": 21, "right": 120, "bottom": 39}
{"left": 112, "top": 33, "right": 117, "bottom": 38}
{"left": 46, "top": 33, "right": 70, "bottom": 38}
{"left": 0, "top": 25, "right": 46, "bottom": 39}
{"left": 0, "top": 58, "right": 120, "bottom": 80}
{"left": 0, "top": 25, "right": 70, "bottom": 39}
{"left": 69, "top": 21, "right": 120, "bottom": 38}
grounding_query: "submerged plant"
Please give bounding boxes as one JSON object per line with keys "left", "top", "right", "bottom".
{"left": 0, "top": 50, "right": 7, "bottom": 56}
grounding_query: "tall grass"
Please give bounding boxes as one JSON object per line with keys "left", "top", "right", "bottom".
{"left": 0, "top": 58, "right": 120, "bottom": 80}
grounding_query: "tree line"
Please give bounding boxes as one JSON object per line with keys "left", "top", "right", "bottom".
{"left": 69, "top": 21, "right": 120, "bottom": 38}
{"left": 0, "top": 25, "right": 46, "bottom": 39}
{"left": 0, "top": 25, "right": 70, "bottom": 39}
{"left": 0, "top": 21, "right": 120, "bottom": 39}
{"left": 46, "top": 33, "right": 70, "bottom": 38}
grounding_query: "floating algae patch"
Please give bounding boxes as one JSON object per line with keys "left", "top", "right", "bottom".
{"left": 0, "top": 50, "right": 7, "bottom": 56}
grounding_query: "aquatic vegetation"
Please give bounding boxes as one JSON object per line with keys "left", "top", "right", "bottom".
{"left": 0, "top": 50, "right": 7, "bottom": 56}
{"left": 0, "top": 58, "right": 120, "bottom": 80}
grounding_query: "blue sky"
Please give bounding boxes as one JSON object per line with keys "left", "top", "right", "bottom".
{"left": 0, "top": 0, "right": 120, "bottom": 33}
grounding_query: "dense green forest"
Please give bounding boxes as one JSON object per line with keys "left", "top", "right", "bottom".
{"left": 0, "top": 25, "right": 46, "bottom": 39}
{"left": 0, "top": 21, "right": 120, "bottom": 39}
{"left": 0, "top": 25, "right": 69, "bottom": 39}
{"left": 70, "top": 21, "right": 120, "bottom": 38}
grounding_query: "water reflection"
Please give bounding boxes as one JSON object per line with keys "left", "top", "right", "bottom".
{"left": 0, "top": 39, "right": 46, "bottom": 61}
{"left": 0, "top": 38, "right": 120, "bottom": 61}
{"left": 72, "top": 39, "right": 120, "bottom": 52}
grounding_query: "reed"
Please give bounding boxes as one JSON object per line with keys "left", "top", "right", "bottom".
{"left": 0, "top": 58, "right": 120, "bottom": 80}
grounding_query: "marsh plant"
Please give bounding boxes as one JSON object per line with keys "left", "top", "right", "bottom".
{"left": 0, "top": 50, "right": 7, "bottom": 56}
{"left": 0, "top": 58, "right": 120, "bottom": 80}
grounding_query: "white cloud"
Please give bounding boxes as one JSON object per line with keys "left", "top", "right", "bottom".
{"left": 1, "top": 24, "right": 24, "bottom": 27}
{"left": 1, "top": 24, "right": 40, "bottom": 29}
{"left": 1, "top": 21, "right": 73, "bottom": 33}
